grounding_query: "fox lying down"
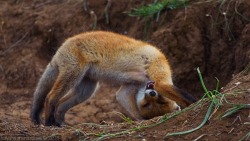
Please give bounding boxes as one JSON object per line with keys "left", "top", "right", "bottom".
{"left": 31, "top": 31, "right": 196, "bottom": 126}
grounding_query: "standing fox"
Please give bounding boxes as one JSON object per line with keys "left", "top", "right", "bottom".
{"left": 31, "top": 31, "right": 196, "bottom": 126}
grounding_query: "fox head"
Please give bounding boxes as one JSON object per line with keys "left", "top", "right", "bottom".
{"left": 137, "top": 81, "right": 195, "bottom": 119}
{"left": 137, "top": 81, "right": 180, "bottom": 119}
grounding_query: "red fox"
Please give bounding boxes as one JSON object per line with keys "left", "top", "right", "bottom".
{"left": 31, "top": 31, "right": 196, "bottom": 126}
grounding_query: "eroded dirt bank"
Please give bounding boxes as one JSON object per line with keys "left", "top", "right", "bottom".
{"left": 0, "top": 0, "right": 249, "bottom": 140}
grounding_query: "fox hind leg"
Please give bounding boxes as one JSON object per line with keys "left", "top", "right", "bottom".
{"left": 44, "top": 65, "right": 88, "bottom": 126}
{"left": 54, "top": 77, "right": 98, "bottom": 126}
{"left": 31, "top": 63, "right": 59, "bottom": 125}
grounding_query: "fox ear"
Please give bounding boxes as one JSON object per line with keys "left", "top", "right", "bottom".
{"left": 146, "top": 81, "right": 155, "bottom": 90}
{"left": 173, "top": 86, "right": 197, "bottom": 104}
{"left": 155, "top": 83, "right": 194, "bottom": 107}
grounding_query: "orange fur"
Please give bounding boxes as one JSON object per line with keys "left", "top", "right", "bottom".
{"left": 31, "top": 31, "right": 195, "bottom": 126}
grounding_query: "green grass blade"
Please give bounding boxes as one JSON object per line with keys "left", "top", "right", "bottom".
{"left": 112, "top": 111, "right": 134, "bottom": 124}
{"left": 215, "top": 77, "right": 220, "bottom": 92}
{"left": 197, "top": 68, "right": 213, "bottom": 100}
{"left": 222, "top": 104, "right": 250, "bottom": 118}
{"left": 239, "top": 130, "right": 250, "bottom": 141}
{"left": 164, "top": 100, "right": 214, "bottom": 137}
{"left": 91, "top": 98, "right": 205, "bottom": 140}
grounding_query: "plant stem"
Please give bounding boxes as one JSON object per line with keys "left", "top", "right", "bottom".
{"left": 165, "top": 100, "right": 214, "bottom": 137}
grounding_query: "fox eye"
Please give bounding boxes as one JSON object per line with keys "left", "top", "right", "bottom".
{"left": 142, "top": 103, "right": 150, "bottom": 107}
{"left": 157, "top": 101, "right": 167, "bottom": 105}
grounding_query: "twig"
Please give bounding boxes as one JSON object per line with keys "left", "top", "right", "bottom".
{"left": 234, "top": 0, "right": 250, "bottom": 22}
{"left": 239, "top": 131, "right": 250, "bottom": 141}
{"left": 33, "top": 0, "right": 53, "bottom": 9}
{"left": 228, "top": 128, "right": 234, "bottom": 134}
{"left": 181, "top": 120, "right": 188, "bottom": 128}
{"left": 83, "top": 0, "right": 88, "bottom": 11}
{"left": 232, "top": 115, "right": 241, "bottom": 125}
{"left": 90, "top": 10, "right": 97, "bottom": 30}
{"left": 192, "top": 134, "right": 207, "bottom": 141}
{"left": 1, "top": 21, "right": 7, "bottom": 45}
{"left": 222, "top": 82, "right": 241, "bottom": 93}
{"left": 0, "top": 30, "right": 29, "bottom": 56}
{"left": 104, "top": 0, "right": 112, "bottom": 24}
{"left": 156, "top": 11, "right": 161, "bottom": 22}
{"left": 0, "top": 64, "right": 3, "bottom": 72}
{"left": 0, "top": 64, "right": 4, "bottom": 87}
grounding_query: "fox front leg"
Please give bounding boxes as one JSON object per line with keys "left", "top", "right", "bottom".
{"left": 116, "top": 84, "right": 143, "bottom": 120}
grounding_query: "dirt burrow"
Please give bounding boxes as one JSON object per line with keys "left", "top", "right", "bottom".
{"left": 0, "top": 0, "right": 249, "bottom": 125}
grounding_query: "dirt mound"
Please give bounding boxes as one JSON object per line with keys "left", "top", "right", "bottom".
{"left": 0, "top": 0, "right": 249, "bottom": 140}
{"left": 150, "top": 1, "right": 250, "bottom": 97}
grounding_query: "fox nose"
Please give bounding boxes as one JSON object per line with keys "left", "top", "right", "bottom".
{"left": 175, "top": 105, "right": 181, "bottom": 111}
{"left": 149, "top": 91, "right": 157, "bottom": 97}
